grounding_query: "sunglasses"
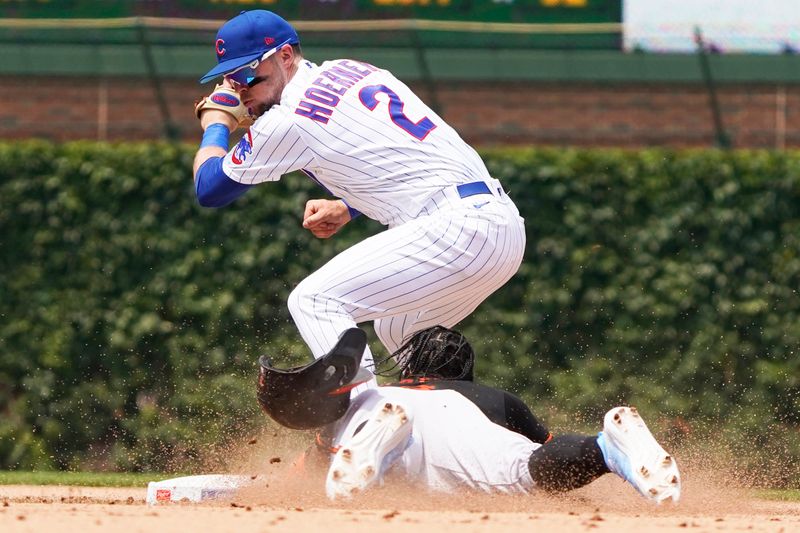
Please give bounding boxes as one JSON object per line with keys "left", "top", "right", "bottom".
{"left": 224, "top": 41, "right": 291, "bottom": 90}
{"left": 226, "top": 61, "right": 260, "bottom": 88}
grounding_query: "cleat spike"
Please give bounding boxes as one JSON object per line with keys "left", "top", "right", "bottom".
{"left": 640, "top": 466, "right": 649, "bottom": 477}
{"left": 671, "top": 476, "right": 679, "bottom": 485}
{"left": 649, "top": 488, "right": 659, "bottom": 496}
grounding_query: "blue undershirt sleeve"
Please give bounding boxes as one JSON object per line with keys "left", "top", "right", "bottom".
{"left": 301, "top": 169, "right": 361, "bottom": 220}
{"left": 342, "top": 201, "right": 362, "bottom": 220}
{"left": 195, "top": 157, "right": 253, "bottom": 208}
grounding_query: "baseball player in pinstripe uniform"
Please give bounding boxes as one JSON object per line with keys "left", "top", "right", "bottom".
{"left": 193, "top": 11, "right": 526, "bottom": 377}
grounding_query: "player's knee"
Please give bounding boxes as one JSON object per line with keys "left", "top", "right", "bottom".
{"left": 287, "top": 281, "right": 312, "bottom": 320}
{"left": 288, "top": 278, "right": 330, "bottom": 321}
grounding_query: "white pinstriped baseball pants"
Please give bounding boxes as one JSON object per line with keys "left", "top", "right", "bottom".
{"left": 287, "top": 181, "right": 526, "bottom": 370}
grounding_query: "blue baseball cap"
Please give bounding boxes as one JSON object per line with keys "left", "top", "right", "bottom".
{"left": 200, "top": 10, "right": 300, "bottom": 84}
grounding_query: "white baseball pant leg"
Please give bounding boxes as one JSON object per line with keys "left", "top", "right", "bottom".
{"left": 287, "top": 186, "right": 525, "bottom": 367}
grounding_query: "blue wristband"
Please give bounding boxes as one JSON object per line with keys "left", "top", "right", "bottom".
{"left": 200, "top": 123, "right": 230, "bottom": 149}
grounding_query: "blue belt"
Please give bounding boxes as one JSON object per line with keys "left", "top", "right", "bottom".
{"left": 456, "top": 181, "right": 492, "bottom": 198}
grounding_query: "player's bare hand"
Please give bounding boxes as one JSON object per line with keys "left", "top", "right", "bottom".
{"left": 302, "top": 199, "right": 351, "bottom": 239}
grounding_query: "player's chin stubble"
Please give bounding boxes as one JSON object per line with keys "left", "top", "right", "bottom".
{"left": 250, "top": 87, "right": 281, "bottom": 117}
{"left": 250, "top": 101, "right": 271, "bottom": 117}
{"left": 251, "top": 65, "right": 288, "bottom": 117}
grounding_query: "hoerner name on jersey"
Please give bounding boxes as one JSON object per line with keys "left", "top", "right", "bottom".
{"left": 294, "top": 60, "right": 378, "bottom": 124}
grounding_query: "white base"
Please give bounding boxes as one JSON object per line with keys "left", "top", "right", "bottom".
{"left": 145, "top": 474, "right": 257, "bottom": 505}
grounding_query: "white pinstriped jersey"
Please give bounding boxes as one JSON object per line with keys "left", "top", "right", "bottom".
{"left": 222, "top": 59, "right": 492, "bottom": 227}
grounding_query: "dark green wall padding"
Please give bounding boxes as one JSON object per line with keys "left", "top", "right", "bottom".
{"left": 3, "top": 44, "right": 800, "bottom": 82}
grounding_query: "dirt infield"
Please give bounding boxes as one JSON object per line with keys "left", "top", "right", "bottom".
{"left": 2, "top": 471, "right": 798, "bottom": 533}
{"left": 3, "top": 429, "right": 798, "bottom": 532}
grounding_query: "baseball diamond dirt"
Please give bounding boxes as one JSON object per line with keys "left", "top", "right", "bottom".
{"left": 1, "top": 462, "right": 798, "bottom": 533}
{"left": 0, "top": 481, "right": 797, "bottom": 533}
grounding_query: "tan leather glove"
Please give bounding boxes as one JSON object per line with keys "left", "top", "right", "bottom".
{"left": 194, "top": 85, "right": 254, "bottom": 127}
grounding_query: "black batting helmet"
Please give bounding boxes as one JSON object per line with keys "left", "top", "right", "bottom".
{"left": 256, "top": 328, "right": 373, "bottom": 430}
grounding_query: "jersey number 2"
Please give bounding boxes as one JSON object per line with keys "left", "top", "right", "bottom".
{"left": 358, "top": 84, "right": 436, "bottom": 141}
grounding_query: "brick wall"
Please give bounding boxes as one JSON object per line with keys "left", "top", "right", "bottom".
{"left": 2, "top": 77, "right": 798, "bottom": 148}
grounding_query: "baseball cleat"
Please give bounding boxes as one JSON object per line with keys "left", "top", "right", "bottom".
{"left": 596, "top": 406, "right": 681, "bottom": 504}
{"left": 325, "top": 401, "right": 413, "bottom": 500}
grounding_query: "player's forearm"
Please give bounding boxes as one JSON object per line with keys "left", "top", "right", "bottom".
{"left": 193, "top": 108, "right": 238, "bottom": 176}
{"left": 194, "top": 157, "right": 252, "bottom": 207}
{"left": 193, "top": 145, "right": 227, "bottom": 177}
{"left": 194, "top": 112, "right": 231, "bottom": 174}
{"left": 193, "top": 118, "right": 251, "bottom": 207}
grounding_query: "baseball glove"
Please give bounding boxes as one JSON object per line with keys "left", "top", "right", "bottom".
{"left": 194, "top": 84, "right": 254, "bottom": 127}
